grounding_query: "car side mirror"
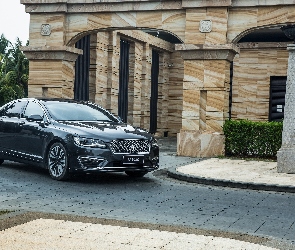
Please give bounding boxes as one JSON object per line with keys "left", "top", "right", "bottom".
{"left": 27, "top": 114, "right": 43, "bottom": 122}
{"left": 116, "top": 116, "right": 123, "bottom": 123}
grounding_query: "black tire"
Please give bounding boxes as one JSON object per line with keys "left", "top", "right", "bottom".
{"left": 125, "top": 171, "right": 148, "bottom": 178}
{"left": 47, "top": 142, "right": 70, "bottom": 181}
{"left": 0, "top": 159, "right": 4, "bottom": 165}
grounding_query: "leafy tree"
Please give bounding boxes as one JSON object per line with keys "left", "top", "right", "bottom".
{"left": 0, "top": 34, "right": 28, "bottom": 105}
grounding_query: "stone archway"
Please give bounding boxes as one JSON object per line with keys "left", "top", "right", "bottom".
{"left": 230, "top": 25, "right": 292, "bottom": 122}
{"left": 24, "top": 26, "right": 183, "bottom": 134}
{"left": 81, "top": 28, "right": 180, "bottom": 133}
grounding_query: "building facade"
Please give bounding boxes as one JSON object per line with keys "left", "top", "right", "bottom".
{"left": 21, "top": 0, "right": 293, "bottom": 157}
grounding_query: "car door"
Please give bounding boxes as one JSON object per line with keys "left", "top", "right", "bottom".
{"left": 0, "top": 100, "right": 27, "bottom": 155}
{"left": 18, "top": 100, "right": 49, "bottom": 161}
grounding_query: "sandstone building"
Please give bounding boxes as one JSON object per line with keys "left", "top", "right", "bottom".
{"left": 21, "top": 0, "right": 293, "bottom": 157}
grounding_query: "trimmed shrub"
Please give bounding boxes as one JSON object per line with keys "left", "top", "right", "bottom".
{"left": 223, "top": 120, "right": 283, "bottom": 159}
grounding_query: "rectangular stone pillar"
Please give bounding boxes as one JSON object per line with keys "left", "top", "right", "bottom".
{"left": 21, "top": 46, "right": 82, "bottom": 99}
{"left": 93, "top": 32, "right": 111, "bottom": 108}
{"left": 106, "top": 31, "right": 121, "bottom": 115}
{"left": 176, "top": 43, "right": 239, "bottom": 157}
{"left": 140, "top": 44, "right": 152, "bottom": 130}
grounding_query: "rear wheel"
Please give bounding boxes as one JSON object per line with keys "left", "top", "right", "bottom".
{"left": 47, "top": 142, "right": 70, "bottom": 181}
{"left": 125, "top": 171, "right": 148, "bottom": 178}
{"left": 0, "top": 159, "right": 4, "bottom": 165}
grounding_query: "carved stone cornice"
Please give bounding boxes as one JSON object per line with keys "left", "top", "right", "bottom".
{"left": 175, "top": 43, "right": 239, "bottom": 61}
{"left": 21, "top": 0, "right": 183, "bottom": 13}
{"left": 21, "top": 46, "right": 83, "bottom": 62}
{"left": 182, "top": 0, "right": 232, "bottom": 8}
{"left": 20, "top": 0, "right": 295, "bottom": 13}
{"left": 238, "top": 42, "right": 289, "bottom": 49}
{"left": 232, "top": 0, "right": 295, "bottom": 7}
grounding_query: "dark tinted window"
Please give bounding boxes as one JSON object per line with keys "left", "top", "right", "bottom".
{"left": 24, "top": 101, "right": 44, "bottom": 119}
{"left": 43, "top": 101, "right": 116, "bottom": 121}
{"left": 0, "top": 100, "right": 26, "bottom": 118}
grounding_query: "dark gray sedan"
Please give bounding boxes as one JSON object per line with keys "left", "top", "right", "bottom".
{"left": 0, "top": 98, "right": 159, "bottom": 180}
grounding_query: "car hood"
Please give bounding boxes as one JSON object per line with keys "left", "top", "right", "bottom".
{"left": 55, "top": 121, "right": 151, "bottom": 141}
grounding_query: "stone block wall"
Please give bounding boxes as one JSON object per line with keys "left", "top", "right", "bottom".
{"left": 181, "top": 58, "right": 231, "bottom": 133}
{"left": 185, "top": 7, "right": 228, "bottom": 44}
{"left": 231, "top": 44, "right": 288, "bottom": 121}
{"left": 28, "top": 59, "right": 75, "bottom": 99}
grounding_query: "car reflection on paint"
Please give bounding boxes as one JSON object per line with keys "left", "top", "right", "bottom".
{"left": 0, "top": 98, "right": 159, "bottom": 180}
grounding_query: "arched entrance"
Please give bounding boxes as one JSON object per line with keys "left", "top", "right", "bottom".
{"left": 68, "top": 28, "right": 182, "bottom": 135}
{"left": 230, "top": 25, "right": 292, "bottom": 122}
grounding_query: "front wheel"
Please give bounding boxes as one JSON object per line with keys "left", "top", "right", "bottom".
{"left": 47, "top": 142, "right": 70, "bottom": 181}
{"left": 125, "top": 171, "right": 148, "bottom": 178}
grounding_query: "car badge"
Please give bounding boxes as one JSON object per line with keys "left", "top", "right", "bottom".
{"left": 130, "top": 145, "right": 136, "bottom": 152}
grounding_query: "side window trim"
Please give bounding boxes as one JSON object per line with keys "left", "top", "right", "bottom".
{"left": 1, "top": 100, "right": 27, "bottom": 118}
{"left": 23, "top": 100, "right": 49, "bottom": 123}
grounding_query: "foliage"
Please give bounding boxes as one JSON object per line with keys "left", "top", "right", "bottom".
{"left": 0, "top": 34, "right": 28, "bottom": 105}
{"left": 223, "top": 119, "right": 283, "bottom": 159}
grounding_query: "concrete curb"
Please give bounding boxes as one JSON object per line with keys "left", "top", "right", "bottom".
{"left": 167, "top": 167, "right": 295, "bottom": 193}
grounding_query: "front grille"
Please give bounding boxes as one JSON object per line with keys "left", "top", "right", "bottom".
{"left": 110, "top": 139, "right": 150, "bottom": 154}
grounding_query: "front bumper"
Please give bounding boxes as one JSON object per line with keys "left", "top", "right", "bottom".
{"left": 67, "top": 142, "right": 159, "bottom": 174}
{"left": 77, "top": 155, "right": 159, "bottom": 172}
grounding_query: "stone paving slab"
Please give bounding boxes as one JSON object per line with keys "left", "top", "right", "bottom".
{"left": 0, "top": 218, "right": 279, "bottom": 250}
{"left": 168, "top": 158, "right": 295, "bottom": 192}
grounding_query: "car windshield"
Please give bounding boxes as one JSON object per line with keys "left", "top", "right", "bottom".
{"left": 43, "top": 101, "right": 116, "bottom": 122}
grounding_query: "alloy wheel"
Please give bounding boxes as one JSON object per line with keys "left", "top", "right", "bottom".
{"left": 48, "top": 142, "right": 69, "bottom": 180}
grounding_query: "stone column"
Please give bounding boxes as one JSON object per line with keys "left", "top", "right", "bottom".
{"left": 94, "top": 32, "right": 110, "bottom": 108}
{"left": 140, "top": 44, "right": 152, "bottom": 130}
{"left": 89, "top": 34, "right": 98, "bottom": 103}
{"left": 175, "top": 43, "right": 239, "bottom": 157}
{"left": 107, "top": 32, "right": 121, "bottom": 115}
{"left": 277, "top": 44, "right": 295, "bottom": 173}
{"left": 21, "top": 46, "right": 82, "bottom": 99}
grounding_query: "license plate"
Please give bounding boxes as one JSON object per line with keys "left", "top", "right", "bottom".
{"left": 122, "top": 155, "right": 144, "bottom": 164}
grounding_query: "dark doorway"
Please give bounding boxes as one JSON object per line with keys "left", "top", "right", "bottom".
{"left": 269, "top": 76, "right": 286, "bottom": 121}
{"left": 150, "top": 50, "right": 159, "bottom": 134}
{"left": 118, "top": 39, "right": 130, "bottom": 122}
{"left": 229, "top": 61, "right": 233, "bottom": 120}
{"left": 74, "top": 35, "right": 90, "bottom": 101}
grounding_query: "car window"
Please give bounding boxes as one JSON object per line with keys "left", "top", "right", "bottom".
{"left": 43, "top": 101, "right": 116, "bottom": 121}
{"left": 24, "top": 101, "right": 44, "bottom": 119}
{"left": 0, "top": 100, "right": 26, "bottom": 118}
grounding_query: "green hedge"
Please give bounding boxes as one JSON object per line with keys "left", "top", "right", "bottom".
{"left": 223, "top": 120, "right": 283, "bottom": 159}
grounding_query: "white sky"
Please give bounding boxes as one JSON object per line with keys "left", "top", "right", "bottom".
{"left": 0, "top": 0, "right": 30, "bottom": 44}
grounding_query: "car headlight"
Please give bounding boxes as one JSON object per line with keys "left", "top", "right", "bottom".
{"left": 73, "top": 136, "right": 107, "bottom": 148}
{"left": 151, "top": 138, "right": 158, "bottom": 147}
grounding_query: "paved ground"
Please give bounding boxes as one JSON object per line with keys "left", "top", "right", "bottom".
{"left": 0, "top": 137, "right": 294, "bottom": 249}
{"left": 0, "top": 217, "right": 280, "bottom": 250}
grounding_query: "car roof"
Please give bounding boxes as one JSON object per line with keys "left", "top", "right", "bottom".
{"left": 19, "top": 98, "right": 86, "bottom": 103}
